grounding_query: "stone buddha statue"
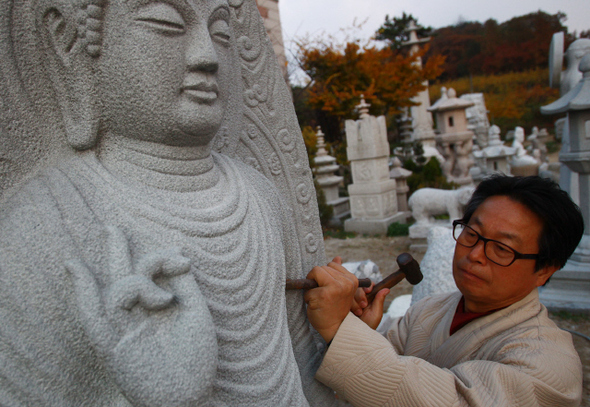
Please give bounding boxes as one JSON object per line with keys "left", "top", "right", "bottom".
{"left": 0, "top": 0, "right": 340, "bottom": 405}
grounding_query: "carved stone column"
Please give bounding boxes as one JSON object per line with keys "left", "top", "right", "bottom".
{"left": 344, "top": 97, "right": 406, "bottom": 234}
{"left": 540, "top": 53, "right": 590, "bottom": 311}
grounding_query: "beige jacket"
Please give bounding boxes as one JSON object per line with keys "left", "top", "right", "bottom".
{"left": 316, "top": 290, "right": 582, "bottom": 407}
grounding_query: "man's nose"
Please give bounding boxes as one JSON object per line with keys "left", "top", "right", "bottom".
{"left": 466, "top": 239, "right": 487, "bottom": 264}
{"left": 186, "top": 26, "right": 219, "bottom": 74}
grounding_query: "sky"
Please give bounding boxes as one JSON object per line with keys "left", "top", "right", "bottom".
{"left": 279, "top": 0, "right": 589, "bottom": 82}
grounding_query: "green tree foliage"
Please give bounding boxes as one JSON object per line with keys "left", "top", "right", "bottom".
{"left": 404, "top": 156, "right": 455, "bottom": 195}
{"left": 375, "top": 12, "right": 433, "bottom": 51}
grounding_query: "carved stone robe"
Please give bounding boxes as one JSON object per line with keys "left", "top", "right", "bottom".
{"left": 0, "top": 152, "right": 320, "bottom": 406}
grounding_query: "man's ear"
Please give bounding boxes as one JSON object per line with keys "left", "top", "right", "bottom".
{"left": 41, "top": 6, "right": 99, "bottom": 150}
{"left": 535, "top": 265, "right": 559, "bottom": 287}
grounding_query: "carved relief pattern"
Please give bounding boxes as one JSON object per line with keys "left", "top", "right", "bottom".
{"left": 355, "top": 161, "right": 373, "bottom": 182}
{"left": 351, "top": 196, "right": 365, "bottom": 218}
{"left": 226, "top": 0, "right": 323, "bottom": 265}
{"left": 366, "top": 197, "right": 380, "bottom": 217}
{"left": 213, "top": 127, "right": 231, "bottom": 153}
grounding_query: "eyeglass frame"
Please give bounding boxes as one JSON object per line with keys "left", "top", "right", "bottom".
{"left": 452, "top": 220, "right": 539, "bottom": 267}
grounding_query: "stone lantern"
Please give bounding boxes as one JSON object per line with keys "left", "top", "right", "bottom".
{"left": 540, "top": 53, "right": 590, "bottom": 311}
{"left": 389, "top": 157, "right": 412, "bottom": 213}
{"left": 429, "top": 88, "right": 475, "bottom": 185}
{"left": 472, "top": 125, "right": 516, "bottom": 177}
{"left": 313, "top": 126, "right": 350, "bottom": 221}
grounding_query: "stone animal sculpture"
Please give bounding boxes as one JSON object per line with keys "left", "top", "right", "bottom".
{"left": 0, "top": 0, "right": 344, "bottom": 405}
{"left": 408, "top": 186, "right": 475, "bottom": 225}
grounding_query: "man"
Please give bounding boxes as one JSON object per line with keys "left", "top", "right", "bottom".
{"left": 305, "top": 175, "right": 584, "bottom": 407}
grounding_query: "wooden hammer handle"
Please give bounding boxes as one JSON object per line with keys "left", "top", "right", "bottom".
{"left": 365, "top": 271, "right": 405, "bottom": 303}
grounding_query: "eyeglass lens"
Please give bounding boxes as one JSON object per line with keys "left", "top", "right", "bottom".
{"left": 453, "top": 223, "right": 516, "bottom": 266}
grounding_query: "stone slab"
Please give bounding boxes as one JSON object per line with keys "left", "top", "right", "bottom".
{"left": 344, "top": 212, "right": 407, "bottom": 235}
{"left": 539, "top": 261, "right": 590, "bottom": 312}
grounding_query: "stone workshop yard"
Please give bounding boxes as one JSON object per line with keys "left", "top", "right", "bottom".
{"left": 324, "top": 235, "right": 590, "bottom": 406}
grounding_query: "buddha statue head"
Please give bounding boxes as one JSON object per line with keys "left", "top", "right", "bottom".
{"left": 35, "top": 0, "right": 234, "bottom": 151}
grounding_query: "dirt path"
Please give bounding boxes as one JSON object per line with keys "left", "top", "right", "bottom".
{"left": 324, "top": 235, "right": 590, "bottom": 406}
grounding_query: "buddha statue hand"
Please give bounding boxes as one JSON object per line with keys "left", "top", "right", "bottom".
{"left": 65, "top": 226, "right": 218, "bottom": 407}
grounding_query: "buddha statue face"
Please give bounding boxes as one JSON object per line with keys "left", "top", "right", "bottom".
{"left": 38, "top": 0, "right": 233, "bottom": 149}
{"left": 97, "top": 0, "right": 232, "bottom": 147}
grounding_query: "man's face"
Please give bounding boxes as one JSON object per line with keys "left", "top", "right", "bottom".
{"left": 452, "top": 195, "right": 556, "bottom": 313}
{"left": 97, "top": 0, "right": 232, "bottom": 146}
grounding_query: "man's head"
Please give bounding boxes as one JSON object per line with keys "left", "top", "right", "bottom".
{"left": 452, "top": 175, "right": 584, "bottom": 313}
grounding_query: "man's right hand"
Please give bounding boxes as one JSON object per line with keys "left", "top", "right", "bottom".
{"left": 304, "top": 257, "right": 359, "bottom": 343}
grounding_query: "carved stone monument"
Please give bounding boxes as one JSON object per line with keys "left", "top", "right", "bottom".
{"left": 0, "top": 0, "right": 343, "bottom": 405}
{"left": 429, "top": 88, "right": 475, "bottom": 185}
{"left": 460, "top": 93, "right": 490, "bottom": 148}
{"left": 540, "top": 53, "right": 590, "bottom": 311}
{"left": 549, "top": 34, "right": 590, "bottom": 206}
{"left": 403, "top": 21, "right": 435, "bottom": 143}
{"left": 401, "top": 20, "right": 443, "bottom": 163}
{"left": 410, "top": 226, "right": 458, "bottom": 305}
{"left": 510, "top": 126, "right": 539, "bottom": 176}
{"left": 313, "top": 126, "right": 350, "bottom": 221}
{"left": 344, "top": 96, "right": 405, "bottom": 235}
{"left": 472, "top": 125, "right": 516, "bottom": 177}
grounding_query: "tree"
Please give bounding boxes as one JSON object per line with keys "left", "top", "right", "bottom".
{"left": 375, "top": 12, "right": 433, "bottom": 51}
{"left": 425, "top": 11, "right": 573, "bottom": 80}
{"left": 295, "top": 37, "right": 444, "bottom": 142}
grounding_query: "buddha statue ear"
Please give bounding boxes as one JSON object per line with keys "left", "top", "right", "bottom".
{"left": 41, "top": 5, "right": 100, "bottom": 150}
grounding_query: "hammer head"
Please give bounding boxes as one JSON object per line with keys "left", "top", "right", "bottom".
{"left": 396, "top": 253, "right": 423, "bottom": 285}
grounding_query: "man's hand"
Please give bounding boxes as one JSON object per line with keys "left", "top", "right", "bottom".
{"left": 354, "top": 284, "right": 390, "bottom": 330}
{"left": 304, "top": 257, "right": 358, "bottom": 343}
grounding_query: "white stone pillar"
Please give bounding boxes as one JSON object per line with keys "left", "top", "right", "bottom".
{"left": 344, "top": 97, "right": 406, "bottom": 234}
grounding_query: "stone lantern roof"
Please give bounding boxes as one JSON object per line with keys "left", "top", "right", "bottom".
{"left": 542, "top": 54, "right": 590, "bottom": 114}
{"left": 389, "top": 156, "right": 412, "bottom": 179}
{"left": 474, "top": 125, "right": 516, "bottom": 159}
{"left": 428, "top": 88, "right": 474, "bottom": 113}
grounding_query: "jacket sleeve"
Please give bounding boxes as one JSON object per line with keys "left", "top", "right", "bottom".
{"left": 315, "top": 312, "right": 582, "bottom": 407}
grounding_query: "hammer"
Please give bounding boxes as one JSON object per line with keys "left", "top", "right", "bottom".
{"left": 285, "top": 253, "right": 423, "bottom": 302}
{"left": 365, "top": 252, "right": 422, "bottom": 303}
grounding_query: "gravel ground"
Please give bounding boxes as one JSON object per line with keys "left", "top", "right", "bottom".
{"left": 324, "top": 235, "right": 590, "bottom": 406}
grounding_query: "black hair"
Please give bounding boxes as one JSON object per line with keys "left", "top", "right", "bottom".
{"left": 462, "top": 174, "right": 584, "bottom": 272}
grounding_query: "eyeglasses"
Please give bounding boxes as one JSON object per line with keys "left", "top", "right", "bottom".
{"left": 452, "top": 220, "right": 539, "bottom": 267}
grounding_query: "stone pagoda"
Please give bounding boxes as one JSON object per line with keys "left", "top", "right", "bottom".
{"left": 540, "top": 53, "right": 590, "bottom": 311}
{"left": 312, "top": 126, "right": 350, "bottom": 222}
{"left": 472, "top": 125, "right": 516, "bottom": 177}
{"left": 429, "top": 88, "right": 475, "bottom": 185}
{"left": 345, "top": 96, "right": 405, "bottom": 234}
{"left": 401, "top": 21, "right": 442, "bottom": 162}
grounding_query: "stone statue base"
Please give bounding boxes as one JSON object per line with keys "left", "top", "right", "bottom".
{"left": 539, "top": 261, "right": 590, "bottom": 312}
{"left": 540, "top": 235, "right": 590, "bottom": 311}
{"left": 344, "top": 212, "right": 407, "bottom": 235}
{"left": 328, "top": 197, "right": 351, "bottom": 219}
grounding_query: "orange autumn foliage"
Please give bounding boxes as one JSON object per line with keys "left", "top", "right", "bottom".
{"left": 297, "top": 40, "right": 444, "bottom": 123}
